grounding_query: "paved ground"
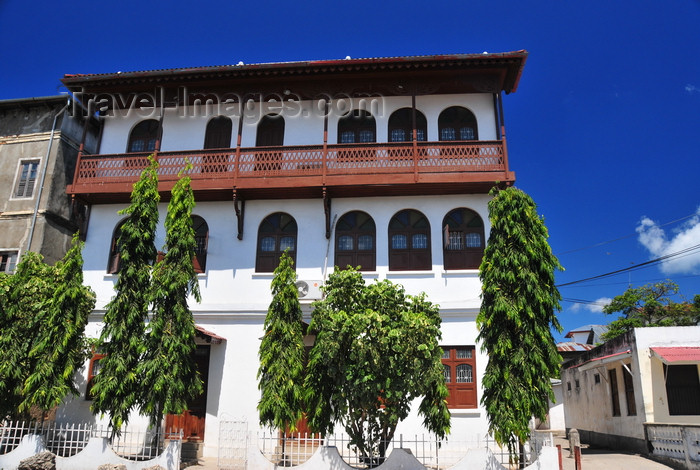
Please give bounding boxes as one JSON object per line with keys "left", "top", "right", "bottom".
{"left": 187, "top": 440, "right": 676, "bottom": 470}
{"left": 555, "top": 436, "right": 674, "bottom": 470}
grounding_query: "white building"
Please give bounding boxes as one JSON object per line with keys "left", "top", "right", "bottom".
{"left": 561, "top": 326, "right": 700, "bottom": 464}
{"left": 57, "top": 52, "right": 528, "bottom": 458}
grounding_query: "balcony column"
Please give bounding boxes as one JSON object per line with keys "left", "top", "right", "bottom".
{"left": 234, "top": 111, "right": 244, "bottom": 185}
{"left": 411, "top": 93, "right": 418, "bottom": 182}
{"left": 322, "top": 99, "right": 329, "bottom": 186}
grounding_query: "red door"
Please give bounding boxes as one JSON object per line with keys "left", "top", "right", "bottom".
{"left": 166, "top": 346, "right": 210, "bottom": 441}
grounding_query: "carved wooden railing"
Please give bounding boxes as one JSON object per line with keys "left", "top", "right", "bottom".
{"left": 70, "top": 141, "right": 508, "bottom": 192}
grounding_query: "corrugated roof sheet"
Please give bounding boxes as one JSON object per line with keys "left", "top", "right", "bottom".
{"left": 557, "top": 342, "right": 596, "bottom": 352}
{"left": 651, "top": 347, "right": 700, "bottom": 363}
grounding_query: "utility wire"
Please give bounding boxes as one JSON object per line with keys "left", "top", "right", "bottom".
{"left": 556, "top": 243, "right": 700, "bottom": 288}
{"left": 555, "top": 211, "right": 698, "bottom": 256}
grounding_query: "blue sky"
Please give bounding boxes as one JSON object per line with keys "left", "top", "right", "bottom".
{"left": 1, "top": 0, "right": 699, "bottom": 341}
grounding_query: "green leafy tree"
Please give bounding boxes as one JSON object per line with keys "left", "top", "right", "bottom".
{"left": 91, "top": 156, "right": 160, "bottom": 433}
{"left": 139, "top": 168, "right": 203, "bottom": 428}
{"left": 257, "top": 252, "right": 305, "bottom": 463}
{"left": 20, "top": 234, "right": 96, "bottom": 416}
{"left": 305, "top": 268, "right": 450, "bottom": 464}
{"left": 477, "top": 187, "right": 562, "bottom": 464}
{"left": 602, "top": 281, "right": 700, "bottom": 341}
{"left": 0, "top": 253, "right": 55, "bottom": 418}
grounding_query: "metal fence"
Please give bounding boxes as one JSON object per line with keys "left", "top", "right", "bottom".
{"left": 0, "top": 420, "right": 182, "bottom": 460}
{"left": 254, "top": 430, "right": 553, "bottom": 469}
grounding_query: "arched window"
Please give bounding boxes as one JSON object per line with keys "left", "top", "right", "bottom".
{"left": 256, "top": 114, "right": 285, "bottom": 147}
{"left": 255, "top": 114, "right": 285, "bottom": 171}
{"left": 388, "top": 209, "right": 431, "bottom": 271}
{"left": 107, "top": 218, "right": 129, "bottom": 273}
{"left": 192, "top": 215, "right": 209, "bottom": 273}
{"left": 438, "top": 107, "right": 478, "bottom": 141}
{"left": 388, "top": 108, "right": 427, "bottom": 142}
{"left": 335, "top": 211, "right": 376, "bottom": 271}
{"left": 204, "top": 116, "right": 233, "bottom": 149}
{"left": 127, "top": 119, "right": 159, "bottom": 153}
{"left": 337, "top": 110, "right": 376, "bottom": 144}
{"left": 442, "top": 208, "right": 485, "bottom": 270}
{"left": 256, "top": 212, "right": 297, "bottom": 272}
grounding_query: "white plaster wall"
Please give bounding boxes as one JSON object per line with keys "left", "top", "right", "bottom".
{"left": 97, "top": 93, "right": 498, "bottom": 154}
{"left": 633, "top": 326, "right": 700, "bottom": 425}
{"left": 68, "top": 193, "right": 492, "bottom": 456}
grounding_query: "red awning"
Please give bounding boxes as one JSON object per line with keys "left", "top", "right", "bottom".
{"left": 195, "top": 325, "right": 226, "bottom": 344}
{"left": 651, "top": 347, "right": 700, "bottom": 364}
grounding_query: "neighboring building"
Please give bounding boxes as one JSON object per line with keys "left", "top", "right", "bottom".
{"left": 57, "top": 52, "right": 527, "bottom": 457}
{"left": 561, "top": 326, "right": 700, "bottom": 459}
{"left": 0, "top": 96, "right": 99, "bottom": 269}
{"left": 557, "top": 324, "right": 608, "bottom": 363}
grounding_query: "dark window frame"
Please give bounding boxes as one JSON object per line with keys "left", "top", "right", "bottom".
{"left": 14, "top": 159, "right": 40, "bottom": 198}
{"left": 204, "top": 116, "right": 233, "bottom": 149}
{"left": 388, "top": 108, "right": 427, "bottom": 142}
{"left": 335, "top": 211, "right": 376, "bottom": 272}
{"left": 664, "top": 364, "right": 700, "bottom": 415}
{"left": 192, "top": 215, "right": 209, "bottom": 273}
{"left": 388, "top": 209, "right": 431, "bottom": 271}
{"left": 442, "top": 346, "right": 477, "bottom": 409}
{"left": 337, "top": 110, "right": 376, "bottom": 144}
{"left": 622, "top": 365, "right": 637, "bottom": 416}
{"left": 609, "top": 368, "right": 621, "bottom": 417}
{"left": 442, "top": 208, "right": 485, "bottom": 270}
{"left": 127, "top": 119, "right": 159, "bottom": 153}
{"left": 256, "top": 212, "right": 298, "bottom": 273}
{"left": 438, "top": 106, "right": 478, "bottom": 141}
{"left": 1, "top": 251, "right": 19, "bottom": 274}
{"left": 106, "top": 218, "right": 129, "bottom": 274}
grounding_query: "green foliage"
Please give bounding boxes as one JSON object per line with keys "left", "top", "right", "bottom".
{"left": 21, "top": 234, "right": 96, "bottom": 414}
{"left": 477, "top": 187, "right": 562, "bottom": 459}
{"left": 0, "top": 252, "right": 55, "bottom": 418}
{"left": 602, "top": 281, "right": 700, "bottom": 341}
{"left": 0, "top": 238, "right": 94, "bottom": 419}
{"left": 305, "top": 268, "right": 449, "bottom": 462}
{"left": 91, "top": 156, "right": 160, "bottom": 432}
{"left": 139, "top": 168, "right": 203, "bottom": 427}
{"left": 257, "top": 252, "right": 305, "bottom": 432}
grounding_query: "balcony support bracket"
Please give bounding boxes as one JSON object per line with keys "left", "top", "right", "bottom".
{"left": 323, "top": 188, "right": 331, "bottom": 240}
{"left": 233, "top": 190, "right": 245, "bottom": 240}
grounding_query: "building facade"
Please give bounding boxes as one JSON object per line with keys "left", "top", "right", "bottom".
{"left": 0, "top": 96, "right": 98, "bottom": 271}
{"left": 562, "top": 326, "right": 700, "bottom": 458}
{"left": 57, "top": 52, "right": 527, "bottom": 457}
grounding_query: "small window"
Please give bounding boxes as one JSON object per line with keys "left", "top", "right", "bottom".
{"left": 443, "top": 208, "right": 485, "bottom": 270}
{"left": 204, "top": 116, "right": 233, "bottom": 149}
{"left": 622, "top": 366, "right": 637, "bottom": 416}
{"left": 609, "top": 369, "right": 621, "bottom": 417}
{"left": 594, "top": 373, "right": 601, "bottom": 384}
{"left": 388, "top": 108, "right": 427, "bottom": 142}
{"left": 335, "top": 211, "right": 376, "bottom": 271}
{"left": 442, "top": 346, "right": 477, "bottom": 408}
{"left": 575, "top": 379, "right": 580, "bottom": 389}
{"left": 86, "top": 349, "right": 106, "bottom": 400}
{"left": 567, "top": 382, "right": 572, "bottom": 392}
{"left": 337, "top": 110, "right": 376, "bottom": 144}
{"left": 256, "top": 212, "right": 297, "bottom": 273}
{"left": 192, "top": 215, "right": 209, "bottom": 273}
{"left": 664, "top": 364, "right": 700, "bottom": 415}
{"left": 14, "top": 159, "right": 40, "bottom": 198}
{"left": 1, "top": 251, "right": 19, "bottom": 273}
{"left": 107, "top": 219, "right": 128, "bottom": 274}
{"left": 438, "top": 107, "right": 478, "bottom": 141}
{"left": 388, "top": 209, "right": 431, "bottom": 271}
{"left": 127, "top": 120, "right": 159, "bottom": 153}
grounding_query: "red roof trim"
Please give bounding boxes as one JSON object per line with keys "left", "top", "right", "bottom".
{"left": 195, "top": 325, "right": 225, "bottom": 344}
{"left": 568, "top": 349, "right": 631, "bottom": 369}
{"left": 651, "top": 347, "right": 700, "bottom": 363}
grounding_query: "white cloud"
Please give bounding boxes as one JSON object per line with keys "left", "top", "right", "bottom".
{"left": 636, "top": 208, "right": 700, "bottom": 274}
{"left": 686, "top": 84, "right": 699, "bottom": 94}
{"left": 570, "top": 297, "right": 611, "bottom": 314}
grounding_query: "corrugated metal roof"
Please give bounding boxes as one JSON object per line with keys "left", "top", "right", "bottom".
{"left": 557, "top": 342, "right": 596, "bottom": 352}
{"left": 651, "top": 347, "right": 700, "bottom": 363}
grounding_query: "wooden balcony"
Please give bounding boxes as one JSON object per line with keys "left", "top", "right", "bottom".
{"left": 67, "top": 141, "right": 514, "bottom": 203}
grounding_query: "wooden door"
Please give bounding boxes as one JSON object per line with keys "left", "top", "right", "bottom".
{"left": 166, "top": 346, "right": 210, "bottom": 441}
